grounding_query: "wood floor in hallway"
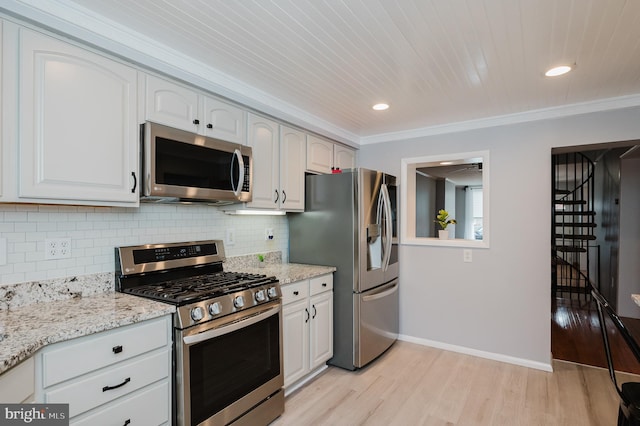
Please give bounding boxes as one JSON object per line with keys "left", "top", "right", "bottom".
{"left": 273, "top": 340, "right": 631, "bottom": 426}
{"left": 551, "top": 296, "right": 640, "bottom": 375}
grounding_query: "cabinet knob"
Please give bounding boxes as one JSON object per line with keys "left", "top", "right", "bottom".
{"left": 112, "top": 345, "right": 123, "bottom": 354}
{"left": 193, "top": 119, "right": 200, "bottom": 125}
{"left": 207, "top": 123, "right": 213, "bottom": 129}
{"left": 322, "top": 283, "right": 327, "bottom": 287}
{"left": 293, "top": 291, "right": 299, "bottom": 296}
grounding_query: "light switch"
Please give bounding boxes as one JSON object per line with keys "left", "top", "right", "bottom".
{"left": 463, "top": 249, "right": 472, "bottom": 263}
{"left": 226, "top": 229, "right": 235, "bottom": 246}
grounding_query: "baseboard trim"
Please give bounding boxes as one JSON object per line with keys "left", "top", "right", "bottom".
{"left": 284, "top": 365, "right": 329, "bottom": 397}
{"left": 398, "top": 334, "right": 553, "bottom": 372}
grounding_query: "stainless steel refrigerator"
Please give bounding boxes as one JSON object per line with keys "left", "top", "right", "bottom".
{"left": 289, "top": 168, "right": 399, "bottom": 370}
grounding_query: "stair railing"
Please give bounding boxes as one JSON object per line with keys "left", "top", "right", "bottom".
{"left": 552, "top": 152, "right": 597, "bottom": 298}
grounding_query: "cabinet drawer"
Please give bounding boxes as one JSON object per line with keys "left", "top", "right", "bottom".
{"left": 42, "top": 316, "right": 170, "bottom": 387}
{"left": 310, "top": 274, "right": 333, "bottom": 296}
{"left": 71, "top": 380, "right": 170, "bottom": 426}
{"left": 281, "top": 281, "right": 309, "bottom": 305}
{"left": 45, "top": 349, "right": 169, "bottom": 418}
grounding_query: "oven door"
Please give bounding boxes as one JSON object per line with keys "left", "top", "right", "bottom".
{"left": 176, "top": 300, "right": 283, "bottom": 426}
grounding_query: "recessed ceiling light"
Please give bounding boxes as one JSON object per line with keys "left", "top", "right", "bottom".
{"left": 545, "top": 65, "right": 572, "bottom": 77}
{"left": 372, "top": 103, "right": 389, "bottom": 111}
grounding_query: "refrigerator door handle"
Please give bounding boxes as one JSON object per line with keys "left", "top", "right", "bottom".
{"left": 362, "top": 281, "right": 398, "bottom": 302}
{"left": 381, "top": 183, "right": 393, "bottom": 271}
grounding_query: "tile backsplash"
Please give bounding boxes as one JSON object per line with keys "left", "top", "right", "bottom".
{"left": 0, "top": 203, "right": 288, "bottom": 286}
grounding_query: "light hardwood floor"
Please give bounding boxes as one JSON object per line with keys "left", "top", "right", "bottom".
{"left": 273, "top": 341, "right": 636, "bottom": 425}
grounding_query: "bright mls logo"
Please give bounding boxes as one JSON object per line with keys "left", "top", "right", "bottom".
{"left": 0, "top": 404, "right": 68, "bottom": 425}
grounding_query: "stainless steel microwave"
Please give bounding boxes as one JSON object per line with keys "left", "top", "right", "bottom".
{"left": 141, "top": 122, "right": 252, "bottom": 204}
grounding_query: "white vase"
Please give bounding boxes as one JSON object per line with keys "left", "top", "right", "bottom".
{"left": 438, "top": 230, "right": 449, "bottom": 239}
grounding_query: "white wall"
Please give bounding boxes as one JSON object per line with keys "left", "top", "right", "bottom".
{"left": 359, "top": 106, "right": 640, "bottom": 368}
{"left": 618, "top": 156, "right": 640, "bottom": 318}
{"left": 0, "top": 204, "right": 288, "bottom": 286}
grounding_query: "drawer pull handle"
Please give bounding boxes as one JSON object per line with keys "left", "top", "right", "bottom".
{"left": 322, "top": 283, "right": 327, "bottom": 287}
{"left": 103, "top": 377, "right": 130, "bottom": 392}
{"left": 124, "top": 420, "right": 131, "bottom": 426}
{"left": 112, "top": 345, "right": 123, "bottom": 354}
{"left": 293, "top": 291, "right": 299, "bottom": 296}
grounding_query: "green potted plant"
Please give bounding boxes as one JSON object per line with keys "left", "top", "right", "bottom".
{"left": 434, "top": 209, "right": 456, "bottom": 239}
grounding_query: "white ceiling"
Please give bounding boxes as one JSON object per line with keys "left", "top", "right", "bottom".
{"left": 6, "top": 0, "right": 640, "bottom": 145}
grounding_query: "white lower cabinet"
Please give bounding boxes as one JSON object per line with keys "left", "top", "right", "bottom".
{"left": 36, "top": 315, "right": 172, "bottom": 425}
{"left": 282, "top": 274, "right": 333, "bottom": 391}
{"left": 0, "top": 357, "right": 35, "bottom": 403}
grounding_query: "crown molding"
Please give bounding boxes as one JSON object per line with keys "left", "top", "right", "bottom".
{"left": 359, "top": 94, "right": 640, "bottom": 145}
{"left": 3, "top": 0, "right": 640, "bottom": 149}
{"left": 0, "top": 0, "right": 360, "bottom": 147}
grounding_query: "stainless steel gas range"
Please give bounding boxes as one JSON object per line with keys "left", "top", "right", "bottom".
{"left": 115, "top": 240, "right": 284, "bottom": 426}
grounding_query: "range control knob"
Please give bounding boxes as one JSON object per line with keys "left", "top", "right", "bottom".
{"left": 208, "top": 302, "right": 222, "bottom": 316}
{"left": 234, "top": 295, "right": 245, "bottom": 308}
{"left": 190, "top": 307, "right": 204, "bottom": 322}
{"left": 255, "top": 290, "right": 266, "bottom": 302}
{"left": 267, "top": 287, "right": 278, "bottom": 299}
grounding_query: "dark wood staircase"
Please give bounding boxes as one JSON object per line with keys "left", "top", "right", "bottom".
{"left": 552, "top": 152, "right": 598, "bottom": 298}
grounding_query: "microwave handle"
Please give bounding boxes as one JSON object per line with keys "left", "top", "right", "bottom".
{"left": 231, "top": 149, "right": 245, "bottom": 197}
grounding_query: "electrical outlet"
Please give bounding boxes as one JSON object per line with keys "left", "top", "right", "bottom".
{"left": 265, "top": 228, "right": 274, "bottom": 241}
{"left": 463, "top": 249, "right": 472, "bottom": 263}
{"left": 226, "top": 229, "right": 235, "bottom": 246}
{"left": 45, "top": 238, "right": 72, "bottom": 260}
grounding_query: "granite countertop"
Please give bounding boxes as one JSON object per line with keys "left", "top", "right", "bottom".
{"left": 0, "top": 292, "right": 175, "bottom": 375}
{"left": 225, "top": 262, "right": 336, "bottom": 285}
{"left": 0, "top": 258, "right": 335, "bottom": 376}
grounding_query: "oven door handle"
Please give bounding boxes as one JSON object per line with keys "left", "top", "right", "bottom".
{"left": 182, "top": 304, "right": 280, "bottom": 345}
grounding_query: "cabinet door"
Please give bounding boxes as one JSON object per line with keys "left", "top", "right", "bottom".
{"left": 307, "top": 135, "right": 333, "bottom": 174}
{"left": 18, "top": 28, "right": 138, "bottom": 204}
{"left": 0, "top": 357, "right": 34, "bottom": 403}
{"left": 282, "top": 298, "right": 310, "bottom": 388}
{"left": 334, "top": 145, "right": 356, "bottom": 171}
{"left": 310, "top": 291, "right": 333, "bottom": 370}
{"left": 280, "top": 126, "right": 306, "bottom": 211}
{"left": 202, "top": 96, "right": 245, "bottom": 143}
{"left": 247, "top": 114, "right": 279, "bottom": 209}
{"left": 145, "top": 74, "right": 199, "bottom": 133}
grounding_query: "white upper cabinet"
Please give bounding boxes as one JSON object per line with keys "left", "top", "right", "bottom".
{"left": 242, "top": 114, "right": 305, "bottom": 212}
{"left": 144, "top": 74, "right": 245, "bottom": 144}
{"left": 145, "top": 74, "right": 199, "bottom": 132}
{"left": 201, "top": 96, "right": 246, "bottom": 143}
{"left": 279, "top": 126, "right": 306, "bottom": 211}
{"left": 334, "top": 144, "right": 357, "bottom": 171}
{"left": 307, "top": 135, "right": 356, "bottom": 174}
{"left": 306, "top": 135, "right": 333, "bottom": 174}
{"left": 247, "top": 114, "right": 280, "bottom": 209}
{"left": 16, "top": 26, "right": 139, "bottom": 205}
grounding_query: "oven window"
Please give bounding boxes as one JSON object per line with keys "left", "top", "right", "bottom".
{"left": 189, "top": 313, "right": 280, "bottom": 425}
